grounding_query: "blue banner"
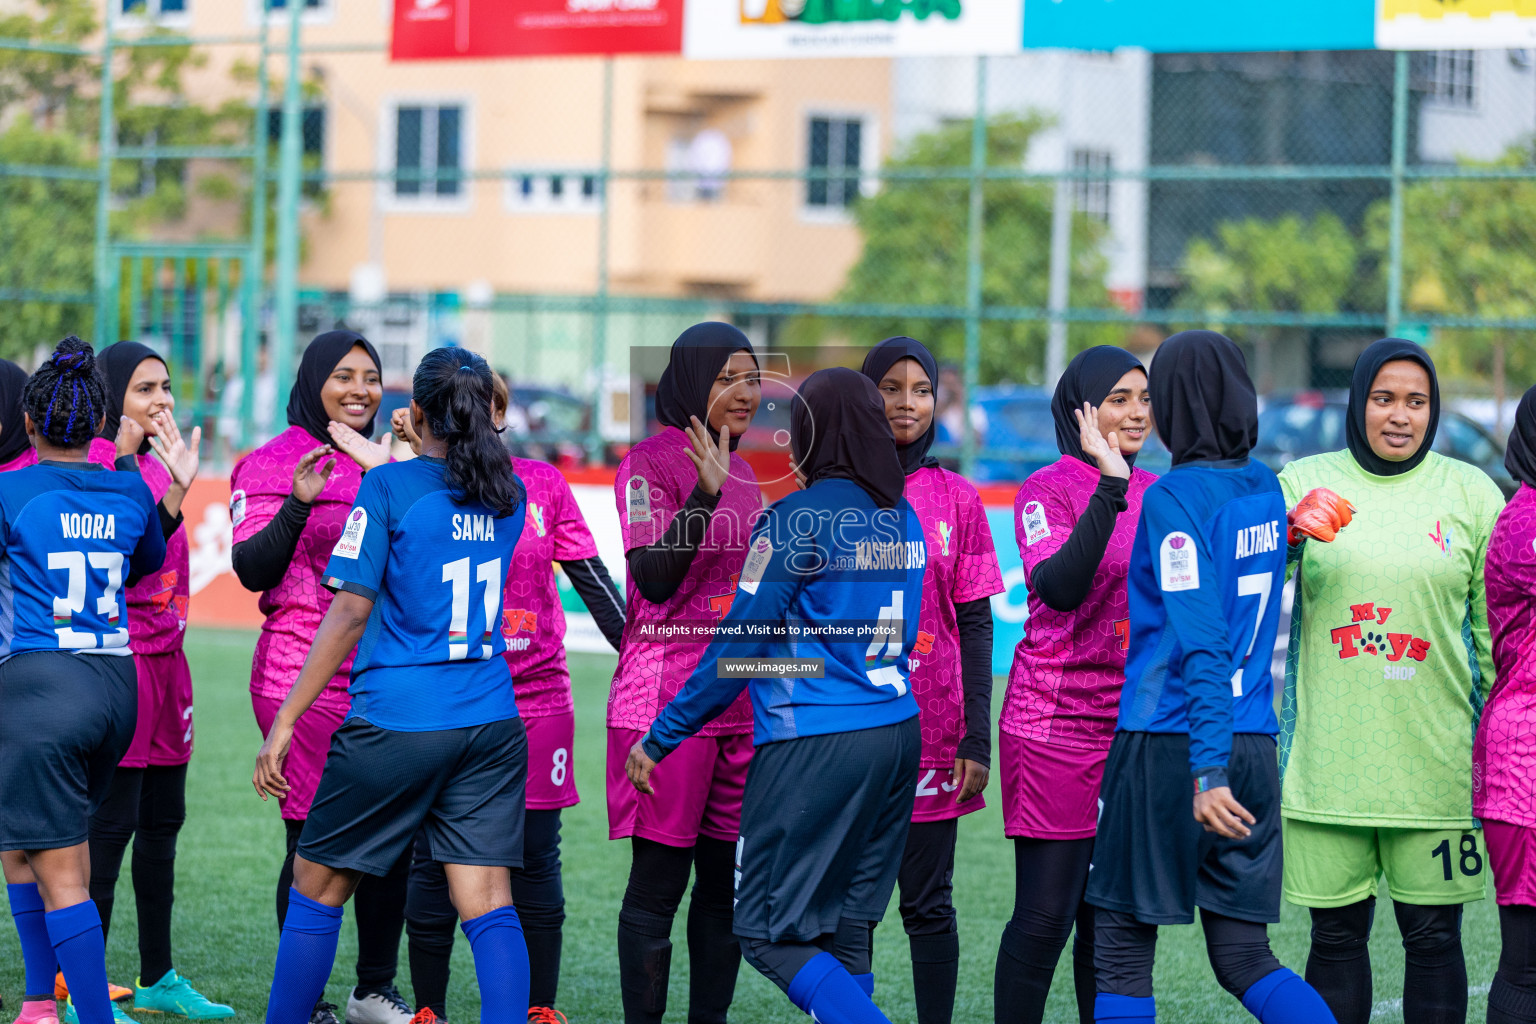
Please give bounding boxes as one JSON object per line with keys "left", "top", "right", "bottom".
{"left": 1022, "top": 0, "right": 1376, "bottom": 52}
{"left": 986, "top": 505, "right": 1027, "bottom": 678}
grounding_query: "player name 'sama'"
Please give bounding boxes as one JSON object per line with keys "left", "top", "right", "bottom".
{"left": 59, "top": 512, "right": 117, "bottom": 539}
{"left": 855, "top": 540, "right": 927, "bottom": 571}
{"left": 1235, "top": 520, "right": 1282, "bottom": 559}
{"left": 452, "top": 513, "right": 497, "bottom": 542}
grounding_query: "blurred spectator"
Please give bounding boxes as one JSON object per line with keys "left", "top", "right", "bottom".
{"left": 935, "top": 362, "right": 988, "bottom": 449}
{"left": 218, "top": 341, "right": 277, "bottom": 460}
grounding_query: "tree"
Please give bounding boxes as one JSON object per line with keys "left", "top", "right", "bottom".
{"left": 1179, "top": 211, "right": 1359, "bottom": 391}
{"left": 785, "top": 114, "right": 1119, "bottom": 385}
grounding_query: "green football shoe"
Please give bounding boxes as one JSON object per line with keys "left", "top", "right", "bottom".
{"left": 61, "top": 997, "right": 136, "bottom": 1024}
{"left": 132, "top": 973, "right": 234, "bottom": 1021}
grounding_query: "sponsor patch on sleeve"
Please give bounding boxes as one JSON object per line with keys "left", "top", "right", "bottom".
{"left": 625, "top": 475, "right": 651, "bottom": 525}
{"left": 229, "top": 489, "right": 247, "bottom": 527}
{"left": 332, "top": 507, "right": 368, "bottom": 559}
{"left": 1159, "top": 531, "right": 1200, "bottom": 592}
{"left": 738, "top": 535, "right": 773, "bottom": 595}
{"left": 1022, "top": 501, "right": 1051, "bottom": 547}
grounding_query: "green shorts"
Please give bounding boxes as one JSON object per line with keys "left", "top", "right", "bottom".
{"left": 1282, "top": 817, "right": 1488, "bottom": 907}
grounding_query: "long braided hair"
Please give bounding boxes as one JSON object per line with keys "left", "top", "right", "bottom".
{"left": 21, "top": 336, "right": 108, "bottom": 450}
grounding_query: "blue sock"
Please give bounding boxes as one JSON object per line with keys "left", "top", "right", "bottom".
{"left": 265, "top": 889, "right": 343, "bottom": 1024}
{"left": 44, "top": 901, "right": 109, "bottom": 1024}
{"left": 8, "top": 883, "right": 58, "bottom": 1000}
{"left": 785, "top": 952, "right": 891, "bottom": 1024}
{"left": 1240, "top": 968, "right": 1338, "bottom": 1024}
{"left": 461, "top": 905, "right": 529, "bottom": 1024}
{"left": 853, "top": 973, "right": 874, "bottom": 997}
{"left": 1095, "top": 993, "right": 1157, "bottom": 1022}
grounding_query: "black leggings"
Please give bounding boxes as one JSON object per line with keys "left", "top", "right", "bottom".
{"left": 405, "top": 809, "right": 567, "bottom": 1014}
{"left": 1305, "top": 897, "right": 1466, "bottom": 1024}
{"left": 1095, "top": 908, "right": 1281, "bottom": 1002}
{"left": 740, "top": 916, "right": 873, "bottom": 993}
{"left": 1490, "top": 904, "right": 1536, "bottom": 1024}
{"left": 616, "top": 835, "right": 740, "bottom": 1024}
{"left": 880, "top": 818, "right": 961, "bottom": 1024}
{"left": 88, "top": 763, "right": 188, "bottom": 987}
{"left": 277, "top": 817, "right": 409, "bottom": 990}
{"left": 994, "top": 836, "right": 1096, "bottom": 1024}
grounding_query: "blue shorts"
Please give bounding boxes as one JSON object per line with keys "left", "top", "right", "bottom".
{"left": 0, "top": 651, "right": 137, "bottom": 851}
{"left": 299, "top": 716, "right": 527, "bottom": 875}
{"left": 1086, "top": 731, "right": 1283, "bottom": 925}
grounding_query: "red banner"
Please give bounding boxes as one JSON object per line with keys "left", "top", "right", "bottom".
{"left": 392, "top": 0, "right": 686, "bottom": 60}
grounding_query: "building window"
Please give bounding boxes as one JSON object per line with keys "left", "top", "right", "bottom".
{"left": 1421, "top": 50, "right": 1478, "bottom": 108}
{"left": 116, "top": 127, "right": 186, "bottom": 200}
{"left": 266, "top": 105, "right": 326, "bottom": 198}
{"left": 1071, "top": 149, "right": 1113, "bottom": 225}
{"left": 392, "top": 103, "right": 465, "bottom": 202}
{"left": 806, "top": 115, "right": 864, "bottom": 209}
{"left": 118, "top": 0, "right": 188, "bottom": 19}
{"left": 250, "top": 0, "right": 330, "bottom": 24}
{"left": 263, "top": 0, "right": 325, "bottom": 10}
{"left": 506, "top": 172, "right": 602, "bottom": 213}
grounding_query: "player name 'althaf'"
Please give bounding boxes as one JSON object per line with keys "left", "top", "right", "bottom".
{"left": 59, "top": 512, "right": 116, "bottom": 539}
{"left": 1235, "top": 521, "right": 1281, "bottom": 559}
{"left": 452, "top": 513, "right": 496, "bottom": 542}
{"left": 854, "top": 540, "right": 926, "bottom": 571}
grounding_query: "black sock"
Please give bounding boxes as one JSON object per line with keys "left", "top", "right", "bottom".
{"left": 405, "top": 833, "right": 453, "bottom": 1018}
{"left": 1490, "top": 905, "right": 1536, "bottom": 1024}
{"left": 1305, "top": 898, "right": 1374, "bottom": 1024}
{"left": 88, "top": 767, "right": 145, "bottom": 947}
{"left": 993, "top": 837, "right": 1096, "bottom": 1024}
{"left": 1072, "top": 901, "right": 1096, "bottom": 1024}
{"left": 523, "top": 927, "right": 562, "bottom": 1011}
{"left": 276, "top": 819, "right": 305, "bottom": 931}
{"left": 617, "top": 839, "right": 692, "bottom": 1024}
{"left": 354, "top": 846, "right": 411, "bottom": 990}
{"left": 995, "top": 920, "right": 1055, "bottom": 1023}
{"left": 1395, "top": 901, "right": 1466, "bottom": 1024}
{"left": 133, "top": 764, "right": 186, "bottom": 985}
{"left": 514, "top": 810, "right": 567, "bottom": 1009}
{"left": 1490, "top": 974, "right": 1536, "bottom": 1024}
{"left": 910, "top": 931, "right": 959, "bottom": 1024}
{"left": 686, "top": 837, "right": 740, "bottom": 1024}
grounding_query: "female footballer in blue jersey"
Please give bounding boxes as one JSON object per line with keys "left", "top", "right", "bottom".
{"left": 0, "top": 338, "right": 168, "bottom": 1024}
{"left": 253, "top": 348, "right": 532, "bottom": 1024}
{"left": 1083, "top": 331, "right": 1335, "bottom": 1024}
{"left": 626, "top": 367, "right": 926, "bottom": 1024}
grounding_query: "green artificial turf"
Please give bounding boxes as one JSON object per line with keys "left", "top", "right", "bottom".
{"left": 0, "top": 628, "right": 1499, "bottom": 1022}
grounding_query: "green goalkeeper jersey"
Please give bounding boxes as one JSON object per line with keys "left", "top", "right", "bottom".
{"left": 1278, "top": 449, "right": 1501, "bottom": 828}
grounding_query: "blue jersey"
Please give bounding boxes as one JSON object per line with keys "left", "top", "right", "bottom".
{"left": 645, "top": 479, "right": 924, "bottom": 756}
{"left": 322, "top": 457, "right": 526, "bottom": 732}
{"left": 1118, "top": 458, "right": 1287, "bottom": 783}
{"left": 0, "top": 461, "right": 164, "bottom": 661}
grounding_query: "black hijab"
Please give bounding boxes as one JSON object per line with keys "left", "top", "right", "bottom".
{"left": 790, "top": 367, "right": 905, "bottom": 509}
{"left": 1503, "top": 384, "right": 1536, "bottom": 491}
{"left": 860, "top": 336, "right": 941, "bottom": 476}
{"left": 1052, "top": 345, "right": 1146, "bottom": 468}
{"left": 97, "top": 341, "right": 166, "bottom": 455}
{"left": 0, "top": 358, "right": 31, "bottom": 465}
{"left": 1346, "top": 337, "right": 1440, "bottom": 478}
{"left": 655, "top": 322, "right": 757, "bottom": 452}
{"left": 1149, "top": 330, "right": 1258, "bottom": 466}
{"left": 287, "top": 330, "right": 383, "bottom": 444}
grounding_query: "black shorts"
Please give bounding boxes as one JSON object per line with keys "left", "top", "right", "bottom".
{"left": 1085, "top": 731, "right": 1282, "bottom": 926}
{"left": 299, "top": 716, "right": 527, "bottom": 876}
{"left": 0, "top": 652, "right": 137, "bottom": 851}
{"left": 733, "top": 716, "right": 921, "bottom": 943}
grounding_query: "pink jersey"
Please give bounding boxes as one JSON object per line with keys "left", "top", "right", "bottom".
{"left": 231, "top": 425, "right": 360, "bottom": 713}
{"left": 122, "top": 453, "right": 189, "bottom": 654}
{"left": 1003, "top": 455, "right": 1155, "bottom": 749}
{"left": 609, "top": 427, "right": 760, "bottom": 736}
{"left": 905, "top": 466, "right": 1004, "bottom": 768}
{"left": 1474, "top": 483, "right": 1536, "bottom": 827}
{"left": 501, "top": 457, "right": 603, "bottom": 718}
{"left": 0, "top": 436, "right": 117, "bottom": 474}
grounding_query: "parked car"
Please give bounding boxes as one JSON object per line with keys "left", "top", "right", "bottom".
{"left": 1254, "top": 391, "right": 1515, "bottom": 497}
{"left": 379, "top": 383, "right": 595, "bottom": 464}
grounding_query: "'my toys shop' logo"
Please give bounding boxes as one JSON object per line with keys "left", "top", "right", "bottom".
{"left": 741, "top": 0, "right": 962, "bottom": 25}
{"left": 1329, "top": 601, "right": 1431, "bottom": 679}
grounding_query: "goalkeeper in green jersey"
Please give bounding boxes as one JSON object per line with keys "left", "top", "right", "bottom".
{"left": 1277, "top": 338, "right": 1502, "bottom": 1024}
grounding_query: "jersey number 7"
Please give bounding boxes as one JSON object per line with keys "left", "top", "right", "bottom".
{"left": 1230, "top": 571, "right": 1275, "bottom": 697}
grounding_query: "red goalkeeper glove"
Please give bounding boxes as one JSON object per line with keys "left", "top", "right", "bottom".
{"left": 1287, "top": 487, "right": 1355, "bottom": 545}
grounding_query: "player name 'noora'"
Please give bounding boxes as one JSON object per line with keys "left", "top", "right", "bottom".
{"left": 59, "top": 512, "right": 117, "bottom": 539}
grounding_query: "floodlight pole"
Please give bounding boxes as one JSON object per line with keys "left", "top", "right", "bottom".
{"left": 961, "top": 55, "right": 987, "bottom": 480}
{"left": 1386, "top": 49, "right": 1409, "bottom": 338}
{"left": 93, "top": 26, "right": 116, "bottom": 345}
{"left": 241, "top": 10, "right": 272, "bottom": 450}
{"left": 272, "top": 0, "right": 305, "bottom": 418}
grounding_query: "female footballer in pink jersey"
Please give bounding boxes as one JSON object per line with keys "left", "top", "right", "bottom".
{"left": 230, "top": 331, "right": 412, "bottom": 1024}
{"left": 75, "top": 343, "right": 234, "bottom": 1021}
{"left": 1475, "top": 384, "right": 1536, "bottom": 1024}
{"left": 400, "top": 373, "right": 626, "bottom": 1024}
{"left": 993, "top": 346, "right": 1154, "bottom": 1024}
{"left": 858, "top": 337, "right": 1003, "bottom": 1024}
{"left": 610, "top": 322, "right": 762, "bottom": 1024}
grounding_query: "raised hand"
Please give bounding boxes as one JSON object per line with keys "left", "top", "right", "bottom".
{"left": 148, "top": 410, "right": 201, "bottom": 492}
{"left": 291, "top": 444, "right": 336, "bottom": 505}
{"left": 327, "top": 420, "right": 391, "bottom": 472}
{"left": 685, "top": 415, "right": 731, "bottom": 496}
{"left": 1075, "top": 403, "right": 1130, "bottom": 481}
{"left": 1287, "top": 487, "right": 1355, "bottom": 545}
{"left": 114, "top": 414, "right": 146, "bottom": 459}
{"left": 390, "top": 406, "right": 423, "bottom": 455}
